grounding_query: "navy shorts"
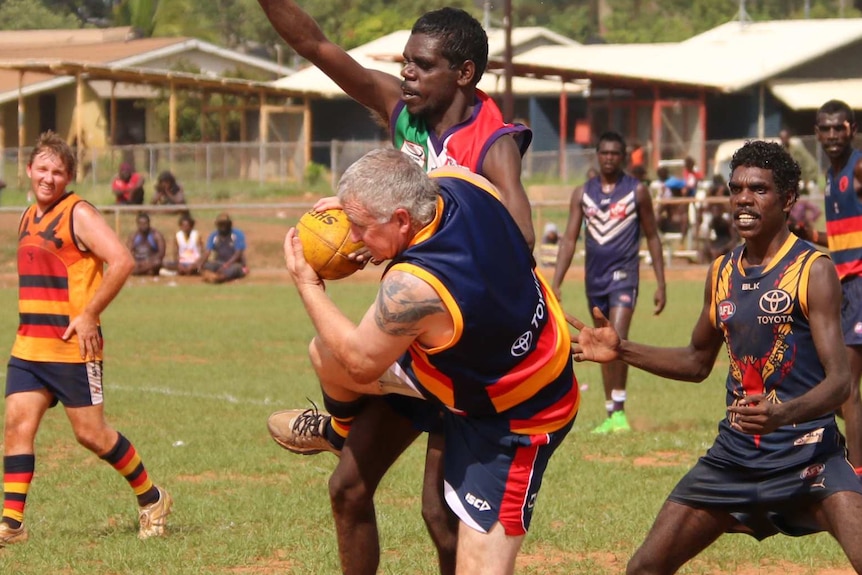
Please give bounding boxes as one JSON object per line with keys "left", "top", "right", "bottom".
{"left": 587, "top": 286, "right": 638, "bottom": 318}
{"left": 442, "top": 414, "right": 573, "bottom": 536}
{"left": 668, "top": 448, "right": 862, "bottom": 540}
{"left": 841, "top": 276, "right": 862, "bottom": 346}
{"left": 6, "top": 357, "right": 104, "bottom": 407}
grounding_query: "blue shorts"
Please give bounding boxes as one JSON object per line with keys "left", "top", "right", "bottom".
{"left": 668, "top": 448, "right": 862, "bottom": 540}
{"left": 384, "top": 394, "right": 444, "bottom": 434}
{"left": 6, "top": 357, "right": 104, "bottom": 407}
{"left": 841, "top": 276, "right": 862, "bottom": 346}
{"left": 587, "top": 286, "right": 638, "bottom": 318}
{"left": 442, "top": 414, "right": 573, "bottom": 536}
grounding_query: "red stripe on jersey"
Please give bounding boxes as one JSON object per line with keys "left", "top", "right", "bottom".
{"left": 835, "top": 259, "right": 862, "bottom": 280}
{"left": 827, "top": 215, "right": 862, "bottom": 236}
{"left": 18, "top": 251, "right": 68, "bottom": 277}
{"left": 19, "top": 285, "right": 69, "bottom": 302}
{"left": 509, "top": 381, "right": 580, "bottom": 435}
{"left": 18, "top": 324, "right": 66, "bottom": 339}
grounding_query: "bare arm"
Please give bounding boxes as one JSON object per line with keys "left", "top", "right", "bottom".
{"left": 284, "top": 227, "right": 449, "bottom": 383}
{"left": 551, "top": 186, "right": 584, "bottom": 300}
{"left": 727, "top": 257, "right": 850, "bottom": 434}
{"left": 636, "top": 182, "right": 667, "bottom": 314}
{"left": 257, "top": 0, "right": 401, "bottom": 121}
{"left": 481, "top": 136, "right": 535, "bottom": 249}
{"left": 569, "top": 266, "right": 723, "bottom": 382}
{"left": 65, "top": 202, "right": 134, "bottom": 359}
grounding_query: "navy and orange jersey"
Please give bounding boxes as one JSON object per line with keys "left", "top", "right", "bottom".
{"left": 708, "top": 235, "right": 842, "bottom": 470}
{"left": 824, "top": 148, "right": 862, "bottom": 280}
{"left": 390, "top": 89, "right": 532, "bottom": 175}
{"left": 387, "top": 168, "right": 578, "bottom": 435}
{"left": 582, "top": 174, "right": 642, "bottom": 296}
{"left": 12, "top": 192, "right": 103, "bottom": 363}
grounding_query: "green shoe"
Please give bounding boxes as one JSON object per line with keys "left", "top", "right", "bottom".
{"left": 591, "top": 411, "right": 631, "bottom": 434}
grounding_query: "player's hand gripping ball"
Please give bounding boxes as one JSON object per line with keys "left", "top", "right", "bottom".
{"left": 296, "top": 209, "right": 365, "bottom": 280}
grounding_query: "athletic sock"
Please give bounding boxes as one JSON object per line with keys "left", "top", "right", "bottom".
{"left": 100, "top": 433, "right": 159, "bottom": 507}
{"left": 322, "top": 394, "right": 368, "bottom": 450}
{"left": 604, "top": 400, "right": 614, "bottom": 417}
{"left": 2, "top": 454, "right": 35, "bottom": 528}
{"left": 611, "top": 389, "right": 627, "bottom": 413}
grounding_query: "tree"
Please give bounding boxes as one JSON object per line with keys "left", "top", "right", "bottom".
{"left": 0, "top": 0, "right": 80, "bottom": 29}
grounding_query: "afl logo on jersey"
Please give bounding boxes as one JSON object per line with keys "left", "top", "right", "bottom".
{"left": 840, "top": 175, "right": 850, "bottom": 193}
{"left": 718, "top": 300, "right": 735, "bottom": 321}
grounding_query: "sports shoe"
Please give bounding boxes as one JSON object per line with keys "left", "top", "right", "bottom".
{"left": 0, "top": 522, "right": 28, "bottom": 546}
{"left": 267, "top": 405, "right": 341, "bottom": 456}
{"left": 591, "top": 410, "right": 631, "bottom": 434}
{"left": 138, "top": 485, "right": 172, "bottom": 540}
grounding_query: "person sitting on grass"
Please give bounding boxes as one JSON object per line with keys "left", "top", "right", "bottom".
{"left": 198, "top": 212, "right": 248, "bottom": 284}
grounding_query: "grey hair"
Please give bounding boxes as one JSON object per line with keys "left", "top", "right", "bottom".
{"left": 337, "top": 148, "right": 439, "bottom": 227}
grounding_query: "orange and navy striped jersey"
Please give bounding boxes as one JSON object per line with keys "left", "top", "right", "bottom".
{"left": 824, "top": 148, "right": 862, "bottom": 280}
{"left": 387, "top": 168, "right": 578, "bottom": 435}
{"left": 12, "top": 192, "right": 103, "bottom": 363}
{"left": 708, "top": 235, "right": 840, "bottom": 469}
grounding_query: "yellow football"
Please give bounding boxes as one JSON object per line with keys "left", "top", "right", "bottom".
{"left": 296, "top": 209, "right": 365, "bottom": 280}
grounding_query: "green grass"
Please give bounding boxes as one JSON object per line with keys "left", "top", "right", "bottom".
{"left": 0, "top": 278, "right": 853, "bottom": 574}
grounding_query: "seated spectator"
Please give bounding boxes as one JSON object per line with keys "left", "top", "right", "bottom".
{"left": 151, "top": 171, "right": 186, "bottom": 207}
{"left": 126, "top": 212, "right": 166, "bottom": 276}
{"left": 696, "top": 175, "right": 736, "bottom": 263}
{"left": 163, "top": 214, "right": 204, "bottom": 276}
{"left": 112, "top": 162, "right": 145, "bottom": 205}
{"left": 198, "top": 212, "right": 248, "bottom": 284}
{"left": 538, "top": 222, "right": 560, "bottom": 267}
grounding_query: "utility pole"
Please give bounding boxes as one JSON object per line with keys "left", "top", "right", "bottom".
{"left": 503, "top": 0, "right": 513, "bottom": 122}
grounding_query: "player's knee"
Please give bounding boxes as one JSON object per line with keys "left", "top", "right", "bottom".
{"left": 328, "top": 465, "right": 373, "bottom": 514}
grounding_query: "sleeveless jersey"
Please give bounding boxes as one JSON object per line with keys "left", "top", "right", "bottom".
{"left": 582, "top": 174, "right": 642, "bottom": 296}
{"left": 388, "top": 168, "right": 578, "bottom": 435}
{"left": 390, "top": 90, "right": 532, "bottom": 175}
{"left": 708, "top": 235, "right": 842, "bottom": 469}
{"left": 824, "top": 148, "right": 862, "bottom": 280}
{"left": 12, "top": 192, "right": 104, "bottom": 363}
{"left": 131, "top": 231, "right": 159, "bottom": 261}
{"left": 176, "top": 229, "right": 201, "bottom": 265}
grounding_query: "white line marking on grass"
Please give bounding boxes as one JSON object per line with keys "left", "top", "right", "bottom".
{"left": 110, "top": 384, "right": 281, "bottom": 406}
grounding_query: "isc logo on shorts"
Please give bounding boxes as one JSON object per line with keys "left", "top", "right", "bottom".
{"left": 465, "top": 492, "right": 491, "bottom": 511}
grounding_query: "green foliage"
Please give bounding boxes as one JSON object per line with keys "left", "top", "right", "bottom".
{"left": 0, "top": 0, "right": 80, "bottom": 30}
{"left": 303, "top": 161, "right": 328, "bottom": 186}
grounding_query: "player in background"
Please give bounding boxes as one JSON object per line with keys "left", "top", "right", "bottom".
{"left": 2, "top": 132, "right": 171, "bottom": 545}
{"left": 802, "top": 99, "right": 862, "bottom": 473}
{"left": 551, "top": 131, "right": 666, "bottom": 434}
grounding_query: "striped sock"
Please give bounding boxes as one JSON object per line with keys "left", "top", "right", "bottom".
{"left": 2, "top": 454, "right": 35, "bottom": 529}
{"left": 322, "top": 394, "right": 368, "bottom": 449}
{"left": 100, "top": 433, "right": 158, "bottom": 507}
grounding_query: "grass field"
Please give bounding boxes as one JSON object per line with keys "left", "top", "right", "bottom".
{"left": 0, "top": 272, "right": 854, "bottom": 574}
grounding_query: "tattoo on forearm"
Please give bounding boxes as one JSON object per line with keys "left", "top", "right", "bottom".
{"left": 375, "top": 277, "right": 444, "bottom": 336}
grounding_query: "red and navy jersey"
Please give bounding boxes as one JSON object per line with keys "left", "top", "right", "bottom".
{"left": 825, "top": 148, "right": 862, "bottom": 280}
{"left": 708, "top": 235, "right": 842, "bottom": 469}
{"left": 388, "top": 168, "right": 578, "bottom": 435}
{"left": 582, "top": 174, "right": 642, "bottom": 295}
{"left": 390, "top": 90, "right": 531, "bottom": 175}
{"left": 12, "top": 192, "right": 103, "bottom": 363}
